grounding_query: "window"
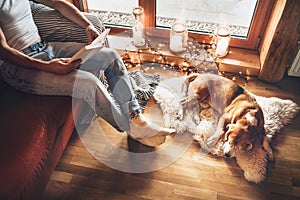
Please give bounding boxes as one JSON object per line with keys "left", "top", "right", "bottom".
{"left": 86, "top": 0, "right": 138, "bottom": 27}
{"left": 156, "top": 0, "right": 257, "bottom": 39}
{"left": 82, "top": 0, "right": 274, "bottom": 49}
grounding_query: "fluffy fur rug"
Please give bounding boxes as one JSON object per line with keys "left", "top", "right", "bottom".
{"left": 153, "top": 76, "right": 300, "bottom": 183}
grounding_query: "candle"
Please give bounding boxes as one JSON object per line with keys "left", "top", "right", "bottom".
{"left": 132, "top": 25, "right": 145, "bottom": 46}
{"left": 169, "top": 21, "right": 187, "bottom": 53}
{"left": 211, "top": 25, "right": 231, "bottom": 57}
{"left": 216, "top": 38, "right": 229, "bottom": 57}
{"left": 170, "top": 35, "right": 184, "bottom": 52}
{"left": 132, "top": 6, "right": 145, "bottom": 47}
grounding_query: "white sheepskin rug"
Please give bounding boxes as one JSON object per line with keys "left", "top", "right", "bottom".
{"left": 153, "top": 77, "right": 300, "bottom": 183}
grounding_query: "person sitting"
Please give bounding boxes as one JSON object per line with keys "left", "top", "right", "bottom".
{"left": 0, "top": 0, "right": 176, "bottom": 146}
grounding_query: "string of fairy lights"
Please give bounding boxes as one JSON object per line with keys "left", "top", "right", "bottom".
{"left": 120, "top": 34, "right": 249, "bottom": 86}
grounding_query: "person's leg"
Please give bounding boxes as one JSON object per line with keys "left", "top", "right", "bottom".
{"left": 0, "top": 42, "right": 130, "bottom": 131}
{"left": 0, "top": 59, "right": 130, "bottom": 131}
{"left": 49, "top": 42, "right": 135, "bottom": 130}
{"left": 71, "top": 45, "right": 176, "bottom": 145}
{"left": 49, "top": 42, "right": 139, "bottom": 116}
{"left": 50, "top": 42, "right": 176, "bottom": 146}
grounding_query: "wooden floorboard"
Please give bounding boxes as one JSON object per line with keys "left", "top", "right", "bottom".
{"left": 41, "top": 75, "right": 300, "bottom": 200}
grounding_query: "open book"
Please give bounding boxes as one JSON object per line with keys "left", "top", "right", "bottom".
{"left": 70, "top": 28, "right": 110, "bottom": 63}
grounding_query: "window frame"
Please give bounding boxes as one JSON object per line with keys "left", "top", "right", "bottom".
{"left": 76, "top": 0, "right": 274, "bottom": 50}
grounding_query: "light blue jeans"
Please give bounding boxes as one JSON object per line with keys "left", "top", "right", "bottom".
{"left": 0, "top": 42, "right": 140, "bottom": 131}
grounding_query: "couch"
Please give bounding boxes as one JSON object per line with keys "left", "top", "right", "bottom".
{"left": 0, "top": 2, "right": 105, "bottom": 199}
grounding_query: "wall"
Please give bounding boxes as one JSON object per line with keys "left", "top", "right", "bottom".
{"left": 259, "top": 0, "right": 300, "bottom": 82}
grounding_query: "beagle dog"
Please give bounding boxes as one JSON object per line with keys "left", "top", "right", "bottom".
{"left": 177, "top": 73, "right": 273, "bottom": 160}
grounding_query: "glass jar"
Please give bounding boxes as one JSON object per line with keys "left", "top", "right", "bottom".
{"left": 132, "top": 6, "right": 145, "bottom": 47}
{"left": 169, "top": 21, "right": 188, "bottom": 53}
{"left": 212, "top": 25, "right": 231, "bottom": 57}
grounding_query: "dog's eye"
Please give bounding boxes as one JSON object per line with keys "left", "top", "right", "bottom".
{"left": 245, "top": 143, "right": 253, "bottom": 150}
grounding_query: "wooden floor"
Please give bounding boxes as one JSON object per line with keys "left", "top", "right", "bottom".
{"left": 41, "top": 74, "right": 300, "bottom": 200}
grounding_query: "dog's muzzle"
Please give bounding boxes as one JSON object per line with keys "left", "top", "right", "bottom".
{"left": 223, "top": 141, "right": 235, "bottom": 158}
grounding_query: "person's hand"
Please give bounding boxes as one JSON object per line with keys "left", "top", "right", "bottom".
{"left": 85, "top": 24, "right": 101, "bottom": 44}
{"left": 44, "top": 58, "right": 82, "bottom": 75}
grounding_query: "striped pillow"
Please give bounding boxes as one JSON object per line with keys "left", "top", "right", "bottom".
{"left": 30, "top": 1, "right": 107, "bottom": 46}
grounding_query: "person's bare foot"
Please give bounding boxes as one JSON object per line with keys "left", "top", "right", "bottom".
{"left": 127, "top": 114, "right": 176, "bottom": 147}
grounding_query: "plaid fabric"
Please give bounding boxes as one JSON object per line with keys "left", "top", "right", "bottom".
{"left": 128, "top": 70, "right": 160, "bottom": 112}
{"left": 79, "top": 70, "right": 160, "bottom": 124}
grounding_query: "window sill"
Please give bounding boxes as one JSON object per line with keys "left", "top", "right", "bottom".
{"left": 216, "top": 47, "right": 260, "bottom": 76}
{"left": 107, "top": 34, "right": 260, "bottom": 76}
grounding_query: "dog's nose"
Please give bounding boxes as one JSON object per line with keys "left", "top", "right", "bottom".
{"left": 224, "top": 152, "right": 231, "bottom": 158}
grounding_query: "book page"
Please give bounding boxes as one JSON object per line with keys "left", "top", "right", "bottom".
{"left": 89, "top": 28, "right": 110, "bottom": 47}
{"left": 70, "top": 28, "right": 110, "bottom": 63}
